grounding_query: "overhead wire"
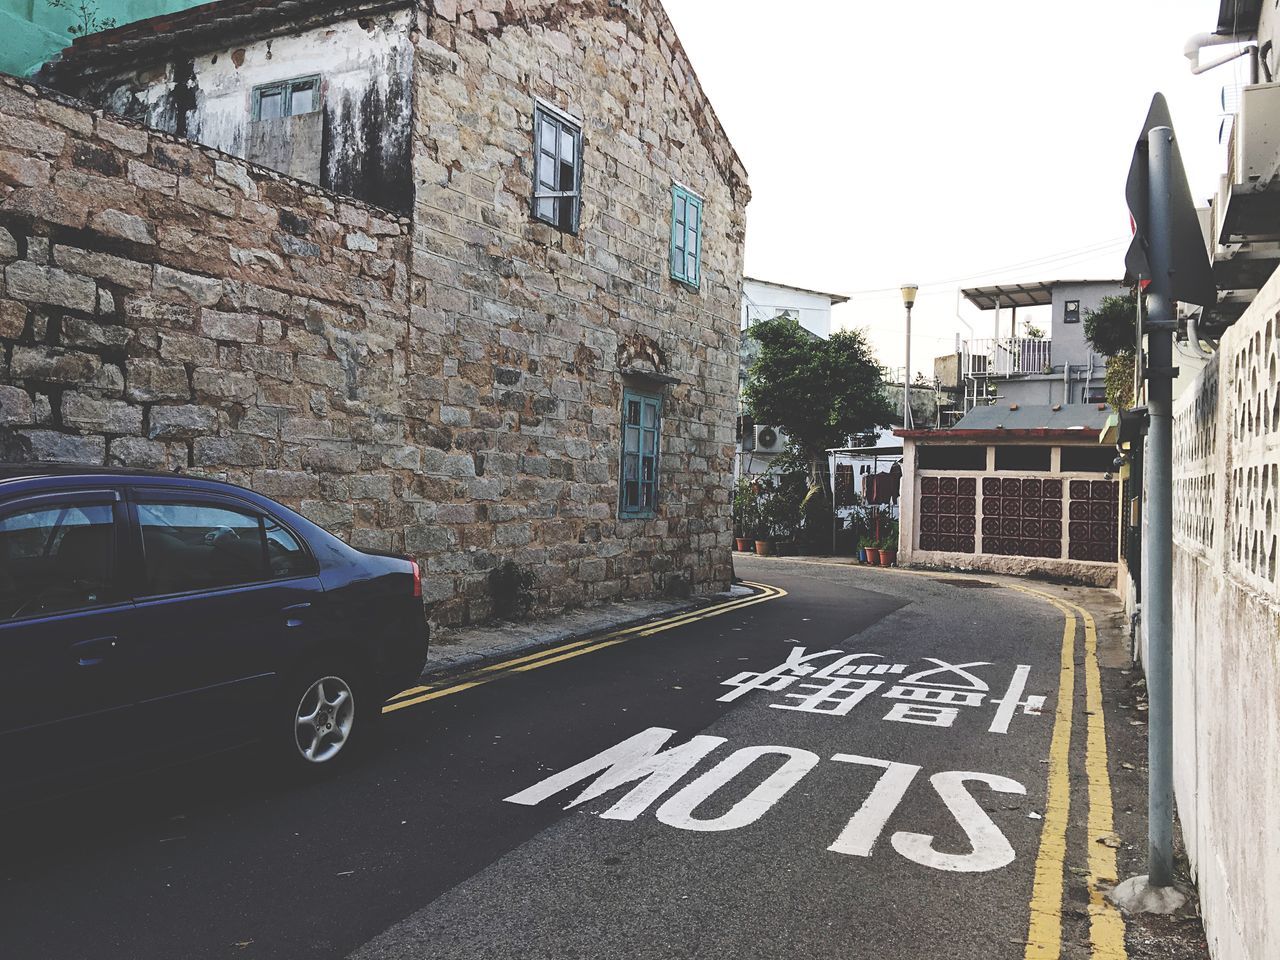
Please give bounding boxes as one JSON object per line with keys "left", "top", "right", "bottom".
{"left": 833, "top": 236, "right": 1130, "bottom": 300}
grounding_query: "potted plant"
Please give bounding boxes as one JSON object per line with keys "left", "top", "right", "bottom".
{"left": 865, "top": 539, "right": 881, "bottom": 566}
{"left": 856, "top": 535, "right": 870, "bottom": 563}
{"left": 754, "top": 482, "right": 794, "bottom": 557}
{"left": 754, "top": 489, "right": 779, "bottom": 556}
{"left": 880, "top": 529, "right": 898, "bottom": 566}
{"left": 732, "top": 477, "right": 758, "bottom": 552}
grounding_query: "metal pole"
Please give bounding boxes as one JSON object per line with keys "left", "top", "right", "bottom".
{"left": 1145, "top": 125, "right": 1176, "bottom": 889}
{"left": 903, "top": 304, "right": 914, "bottom": 430}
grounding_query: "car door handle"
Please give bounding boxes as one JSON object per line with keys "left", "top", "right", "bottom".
{"left": 282, "top": 602, "right": 312, "bottom": 628}
{"left": 72, "top": 636, "right": 118, "bottom": 667}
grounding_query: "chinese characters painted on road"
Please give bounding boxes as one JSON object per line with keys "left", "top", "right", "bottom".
{"left": 718, "top": 648, "right": 1046, "bottom": 733}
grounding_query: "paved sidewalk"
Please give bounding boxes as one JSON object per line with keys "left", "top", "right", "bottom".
{"left": 421, "top": 584, "right": 756, "bottom": 680}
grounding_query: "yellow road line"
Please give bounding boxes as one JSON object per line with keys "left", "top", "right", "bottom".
{"left": 383, "top": 583, "right": 778, "bottom": 703}
{"left": 1018, "top": 587, "right": 1127, "bottom": 960}
{"left": 1011, "top": 588, "right": 1077, "bottom": 960}
{"left": 512, "top": 585, "right": 787, "bottom": 673}
{"left": 751, "top": 558, "right": 1129, "bottom": 958}
{"left": 382, "top": 582, "right": 786, "bottom": 714}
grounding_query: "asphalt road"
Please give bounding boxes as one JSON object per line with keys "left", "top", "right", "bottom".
{"left": 0, "top": 557, "right": 1123, "bottom": 960}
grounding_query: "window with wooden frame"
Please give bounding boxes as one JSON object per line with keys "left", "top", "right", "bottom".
{"left": 252, "top": 76, "right": 321, "bottom": 121}
{"left": 620, "top": 389, "right": 661, "bottom": 517}
{"left": 670, "top": 183, "right": 703, "bottom": 287}
{"left": 532, "top": 103, "right": 583, "bottom": 234}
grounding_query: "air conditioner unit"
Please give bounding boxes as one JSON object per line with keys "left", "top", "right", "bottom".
{"left": 754, "top": 424, "right": 783, "bottom": 453}
{"left": 1234, "top": 82, "right": 1280, "bottom": 186}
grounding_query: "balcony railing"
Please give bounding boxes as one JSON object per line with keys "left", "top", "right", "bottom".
{"left": 962, "top": 337, "right": 1053, "bottom": 378}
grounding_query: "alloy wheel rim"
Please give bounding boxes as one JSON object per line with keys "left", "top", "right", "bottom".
{"left": 294, "top": 675, "right": 355, "bottom": 764}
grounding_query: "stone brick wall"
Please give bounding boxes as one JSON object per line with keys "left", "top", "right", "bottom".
{"left": 0, "top": 0, "right": 748, "bottom": 627}
{"left": 0, "top": 73, "right": 418, "bottom": 588}
{"left": 404, "top": 1, "right": 749, "bottom": 619}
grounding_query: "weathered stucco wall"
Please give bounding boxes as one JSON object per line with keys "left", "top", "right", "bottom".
{"left": 404, "top": 0, "right": 748, "bottom": 617}
{"left": 46, "top": 6, "right": 415, "bottom": 213}
{"left": 1160, "top": 266, "right": 1280, "bottom": 960}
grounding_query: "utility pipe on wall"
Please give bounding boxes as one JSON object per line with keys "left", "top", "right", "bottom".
{"left": 1184, "top": 32, "right": 1259, "bottom": 81}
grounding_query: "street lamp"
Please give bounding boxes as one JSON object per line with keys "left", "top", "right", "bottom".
{"left": 900, "top": 283, "right": 919, "bottom": 430}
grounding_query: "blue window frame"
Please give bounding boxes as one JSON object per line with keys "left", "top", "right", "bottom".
{"left": 620, "top": 389, "right": 661, "bottom": 517}
{"left": 670, "top": 184, "right": 703, "bottom": 287}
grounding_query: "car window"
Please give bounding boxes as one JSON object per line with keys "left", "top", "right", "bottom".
{"left": 137, "top": 501, "right": 268, "bottom": 595}
{"left": 264, "top": 517, "right": 312, "bottom": 579}
{"left": 0, "top": 502, "right": 116, "bottom": 620}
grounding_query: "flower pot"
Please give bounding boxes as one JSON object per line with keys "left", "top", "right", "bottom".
{"left": 880, "top": 549, "right": 897, "bottom": 566}
{"left": 865, "top": 547, "right": 880, "bottom": 565}
{"left": 858, "top": 548, "right": 867, "bottom": 563}
{"left": 754, "top": 539, "right": 774, "bottom": 556}
{"left": 735, "top": 537, "right": 751, "bottom": 552}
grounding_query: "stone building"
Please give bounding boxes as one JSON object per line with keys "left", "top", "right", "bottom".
{"left": 0, "top": 0, "right": 751, "bottom": 625}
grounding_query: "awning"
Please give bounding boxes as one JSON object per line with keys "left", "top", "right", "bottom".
{"left": 827, "top": 445, "right": 904, "bottom": 456}
{"left": 961, "top": 282, "right": 1058, "bottom": 311}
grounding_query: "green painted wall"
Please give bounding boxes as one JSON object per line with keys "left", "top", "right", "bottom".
{"left": 0, "top": 0, "right": 205, "bottom": 76}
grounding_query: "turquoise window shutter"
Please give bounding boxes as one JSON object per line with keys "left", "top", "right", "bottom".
{"left": 670, "top": 185, "right": 702, "bottom": 288}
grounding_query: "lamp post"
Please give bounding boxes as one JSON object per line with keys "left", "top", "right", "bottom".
{"left": 900, "top": 284, "right": 919, "bottom": 430}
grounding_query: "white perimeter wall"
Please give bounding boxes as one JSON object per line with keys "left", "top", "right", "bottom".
{"left": 1153, "top": 264, "right": 1280, "bottom": 960}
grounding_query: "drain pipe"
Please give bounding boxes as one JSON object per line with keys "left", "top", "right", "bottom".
{"left": 1185, "top": 32, "right": 1259, "bottom": 81}
{"left": 1184, "top": 310, "right": 1217, "bottom": 360}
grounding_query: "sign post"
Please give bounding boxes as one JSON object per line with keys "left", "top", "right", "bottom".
{"left": 1121, "top": 94, "right": 1214, "bottom": 897}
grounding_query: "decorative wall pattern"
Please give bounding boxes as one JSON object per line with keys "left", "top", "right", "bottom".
{"left": 1225, "top": 313, "right": 1279, "bottom": 589}
{"left": 918, "top": 475, "right": 976, "bottom": 554}
{"left": 981, "top": 476, "right": 1064, "bottom": 558}
{"left": 1174, "top": 358, "right": 1219, "bottom": 551}
{"left": 1067, "top": 479, "right": 1119, "bottom": 561}
{"left": 1163, "top": 263, "right": 1280, "bottom": 960}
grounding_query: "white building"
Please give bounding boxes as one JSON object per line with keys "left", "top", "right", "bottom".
{"left": 954, "top": 279, "right": 1129, "bottom": 413}
{"left": 737, "top": 278, "right": 847, "bottom": 479}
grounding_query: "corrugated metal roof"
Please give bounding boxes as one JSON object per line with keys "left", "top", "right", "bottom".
{"left": 961, "top": 279, "right": 1124, "bottom": 311}
{"left": 950, "top": 403, "right": 1112, "bottom": 432}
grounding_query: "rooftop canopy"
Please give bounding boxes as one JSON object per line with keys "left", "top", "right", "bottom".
{"left": 960, "top": 279, "right": 1123, "bottom": 312}
{"left": 951, "top": 403, "right": 1112, "bottom": 432}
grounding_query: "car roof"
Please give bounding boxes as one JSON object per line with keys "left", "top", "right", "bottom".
{"left": 0, "top": 462, "right": 263, "bottom": 501}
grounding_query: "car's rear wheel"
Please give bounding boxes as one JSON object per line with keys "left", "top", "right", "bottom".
{"left": 294, "top": 675, "right": 356, "bottom": 764}
{"left": 278, "top": 663, "right": 371, "bottom": 773}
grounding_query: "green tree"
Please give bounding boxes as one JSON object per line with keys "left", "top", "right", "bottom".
{"left": 1083, "top": 292, "right": 1139, "bottom": 357}
{"left": 1082, "top": 292, "right": 1140, "bottom": 410}
{"left": 743, "top": 316, "right": 893, "bottom": 497}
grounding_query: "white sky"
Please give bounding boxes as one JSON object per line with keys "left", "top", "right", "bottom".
{"left": 662, "top": 0, "right": 1240, "bottom": 376}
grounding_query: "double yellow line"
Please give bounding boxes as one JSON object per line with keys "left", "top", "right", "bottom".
{"left": 382, "top": 580, "right": 787, "bottom": 715}
{"left": 1011, "top": 584, "right": 1127, "bottom": 960}
{"left": 751, "top": 557, "right": 1128, "bottom": 958}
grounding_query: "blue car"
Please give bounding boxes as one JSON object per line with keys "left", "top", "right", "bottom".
{"left": 0, "top": 464, "right": 428, "bottom": 802}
